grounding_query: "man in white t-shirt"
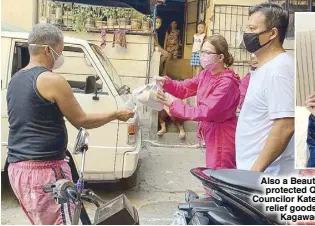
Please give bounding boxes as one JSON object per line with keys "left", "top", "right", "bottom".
{"left": 236, "top": 3, "right": 295, "bottom": 176}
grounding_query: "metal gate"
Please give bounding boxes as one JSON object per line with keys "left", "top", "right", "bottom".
{"left": 211, "top": 4, "right": 251, "bottom": 77}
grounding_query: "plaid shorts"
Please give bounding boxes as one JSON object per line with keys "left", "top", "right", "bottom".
{"left": 190, "top": 51, "right": 201, "bottom": 66}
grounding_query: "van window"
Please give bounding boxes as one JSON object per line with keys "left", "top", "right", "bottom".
{"left": 53, "top": 45, "right": 103, "bottom": 92}
{"left": 11, "top": 42, "right": 102, "bottom": 92}
{"left": 12, "top": 43, "right": 30, "bottom": 76}
{"left": 90, "top": 44, "right": 123, "bottom": 92}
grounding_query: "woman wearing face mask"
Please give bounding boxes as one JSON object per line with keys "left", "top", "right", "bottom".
{"left": 156, "top": 35, "right": 240, "bottom": 169}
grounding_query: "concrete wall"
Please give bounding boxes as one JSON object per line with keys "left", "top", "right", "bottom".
{"left": 1, "top": 0, "right": 37, "bottom": 30}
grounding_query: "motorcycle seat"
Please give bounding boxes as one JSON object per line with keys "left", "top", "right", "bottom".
{"left": 191, "top": 168, "right": 269, "bottom": 192}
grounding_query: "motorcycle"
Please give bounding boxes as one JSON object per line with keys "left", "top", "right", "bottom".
{"left": 172, "top": 168, "right": 281, "bottom": 225}
{"left": 43, "top": 128, "right": 139, "bottom": 225}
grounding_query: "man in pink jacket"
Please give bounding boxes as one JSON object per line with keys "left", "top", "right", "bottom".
{"left": 156, "top": 35, "right": 240, "bottom": 169}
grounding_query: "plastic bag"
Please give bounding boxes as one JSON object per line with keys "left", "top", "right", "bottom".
{"left": 124, "top": 96, "right": 137, "bottom": 112}
{"left": 132, "top": 81, "right": 164, "bottom": 111}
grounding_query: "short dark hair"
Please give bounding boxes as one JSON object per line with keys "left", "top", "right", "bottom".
{"left": 198, "top": 21, "right": 206, "bottom": 26}
{"left": 249, "top": 3, "right": 289, "bottom": 44}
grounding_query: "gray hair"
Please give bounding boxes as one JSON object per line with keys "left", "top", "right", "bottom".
{"left": 28, "top": 23, "right": 64, "bottom": 55}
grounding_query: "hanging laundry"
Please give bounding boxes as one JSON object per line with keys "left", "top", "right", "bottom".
{"left": 112, "top": 29, "right": 127, "bottom": 49}
{"left": 100, "top": 29, "right": 107, "bottom": 49}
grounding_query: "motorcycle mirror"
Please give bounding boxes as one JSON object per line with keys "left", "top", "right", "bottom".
{"left": 185, "top": 190, "right": 199, "bottom": 202}
{"left": 73, "top": 128, "right": 89, "bottom": 155}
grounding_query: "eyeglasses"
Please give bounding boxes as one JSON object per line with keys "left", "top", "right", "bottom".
{"left": 199, "top": 50, "right": 217, "bottom": 55}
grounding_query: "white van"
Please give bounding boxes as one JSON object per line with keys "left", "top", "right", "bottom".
{"left": 1, "top": 30, "right": 142, "bottom": 182}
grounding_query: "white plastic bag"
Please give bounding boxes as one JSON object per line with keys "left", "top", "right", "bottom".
{"left": 124, "top": 96, "right": 137, "bottom": 112}
{"left": 133, "top": 81, "right": 164, "bottom": 111}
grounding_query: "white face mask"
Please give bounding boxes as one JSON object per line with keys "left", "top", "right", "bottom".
{"left": 49, "top": 46, "right": 64, "bottom": 70}
{"left": 28, "top": 44, "right": 64, "bottom": 70}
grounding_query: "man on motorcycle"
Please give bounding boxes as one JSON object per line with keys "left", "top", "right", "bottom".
{"left": 235, "top": 3, "right": 295, "bottom": 175}
{"left": 6, "top": 23, "right": 135, "bottom": 225}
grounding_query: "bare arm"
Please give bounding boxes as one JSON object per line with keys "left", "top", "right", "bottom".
{"left": 250, "top": 118, "right": 294, "bottom": 172}
{"left": 164, "top": 32, "right": 168, "bottom": 50}
{"left": 38, "top": 73, "right": 133, "bottom": 130}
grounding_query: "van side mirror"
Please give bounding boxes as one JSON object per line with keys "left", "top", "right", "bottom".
{"left": 85, "top": 76, "right": 96, "bottom": 94}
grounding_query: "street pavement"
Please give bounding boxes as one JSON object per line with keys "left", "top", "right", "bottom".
{"left": 1, "top": 144, "right": 205, "bottom": 225}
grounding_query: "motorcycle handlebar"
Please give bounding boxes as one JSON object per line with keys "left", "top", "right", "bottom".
{"left": 66, "top": 187, "right": 79, "bottom": 202}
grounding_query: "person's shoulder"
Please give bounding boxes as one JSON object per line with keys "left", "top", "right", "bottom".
{"left": 38, "top": 71, "right": 67, "bottom": 88}
{"left": 218, "top": 69, "right": 240, "bottom": 85}
{"left": 272, "top": 52, "right": 294, "bottom": 67}
{"left": 263, "top": 53, "right": 294, "bottom": 77}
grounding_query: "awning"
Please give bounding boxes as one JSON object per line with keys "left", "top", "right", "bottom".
{"left": 53, "top": 0, "right": 156, "bottom": 14}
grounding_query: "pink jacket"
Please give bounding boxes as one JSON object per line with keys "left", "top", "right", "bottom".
{"left": 238, "top": 72, "right": 251, "bottom": 110}
{"left": 163, "top": 68, "right": 240, "bottom": 169}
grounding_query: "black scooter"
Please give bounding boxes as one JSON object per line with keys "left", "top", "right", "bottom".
{"left": 172, "top": 168, "right": 281, "bottom": 225}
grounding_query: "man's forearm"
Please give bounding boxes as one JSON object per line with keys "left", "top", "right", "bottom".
{"left": 251, "top": 118, "right": 294, "bottom": 172}
{"left": 81, "top": 111, "right": 118, "bottom": 129}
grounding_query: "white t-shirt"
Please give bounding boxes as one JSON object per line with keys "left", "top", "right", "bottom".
{"left": 236, "top": 52, "right": 295, "bottom": 176}
{"left": 192, "top": 34, "right": 206, "bottom": 53}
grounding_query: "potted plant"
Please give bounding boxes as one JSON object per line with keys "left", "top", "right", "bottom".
{"left": 117, "top": 8, "right": 127, "bottom": 27}
{"left": 142, "top": 15, "right": 152, "bottom": 32}
{"left": 48, "top": 1, "right": 57, "bottom": 25}
{"left": 72, "top": 6, "right": 87, "bottom": 32}
{"left": 131, "top": 10, "right": 142, "bottom": 30}
{"left": 62, "top": 4, "right": 73, "bottom": 28}
{"left": 85, "top": 7, "right": 96, "bottom": 31}
{"left": 125, "top": 9, "right": 132, "bottom": 25}
{"left": 55, "top": 2, "right": 63, "bottom": 21}
{"left": 95, "top": 7, "right": 105, "bottom": 30}
{"left": 106, "top": 7, "right": 118, "bottom": 27}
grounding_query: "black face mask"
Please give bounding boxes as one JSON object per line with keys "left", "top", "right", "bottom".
{"left": 243, "top": 30, "right": 272, "bottom": 53}
{"left": 251, "top": 66, "right": 257, "bottom": 71}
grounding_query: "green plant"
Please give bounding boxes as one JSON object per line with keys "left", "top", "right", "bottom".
{"left": 125, "top": 9, "right": 132, "bottom": 19}
{"left": 131, "top": 9, "right": 141, "bottom": 20}
{"left": 62, "top": 3, "right": 72, "bottom": 17}
{"left": 50, "top": 1, "right": 62, "bottom": 8}
{"left": 142, "top": 15, "right": 152, "bottom": 22}
{"left": 117, "top": 8, "right": 132, "bottom": 19}
{"left": 137, "top": 12, "right": 144, "bottom": 20}
{"left": 104, "top": 7, "right": 117, "bottom": 19}
{"left": 72, "top": 5, "right": 88, "bottom": 32}
{"left": 96, "top": 7, "right": 103, "bottom": 20}
{"left": 87, "top": 9, "right": 95, "bottom": 18}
